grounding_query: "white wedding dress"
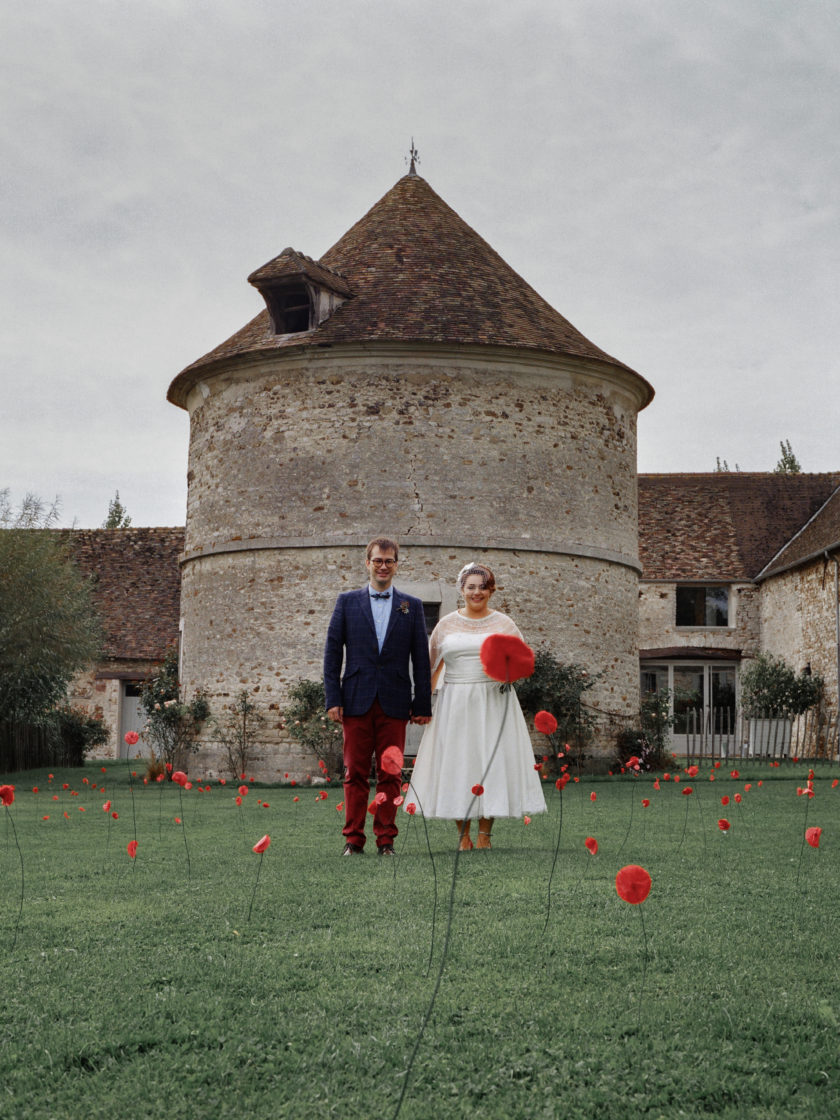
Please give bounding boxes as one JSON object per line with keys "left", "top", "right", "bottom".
{"left": 405, "top": 610, "right": 547, "bottom": 819}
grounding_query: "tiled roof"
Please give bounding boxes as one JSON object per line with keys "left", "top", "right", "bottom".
{"left": 757, "top": 484, "right": 840, "bottom": 578}
{"left": 247, "top": 248, "right": 354, "bottom": 297}
{"left": 169, "top": 174, "right": 652, "bottom": 407}
{"left": 60, "top": 528, "right": 184, "bottom": 661}
{"left": 639, "top": 473, "right": 840, "bottom": 581}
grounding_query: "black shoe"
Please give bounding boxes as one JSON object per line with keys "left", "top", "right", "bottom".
{"left": 342, "top": 842, "right": 364, "bottom": 856}
{"left": 378, "top": 844, "right": 396, "bottom": 856}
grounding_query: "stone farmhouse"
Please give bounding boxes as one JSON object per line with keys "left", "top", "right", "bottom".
{"left": 61, "top": 171, "right": 840, "bottom": 774}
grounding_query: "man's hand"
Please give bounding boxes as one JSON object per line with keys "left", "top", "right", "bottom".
{"left": 410, "top": 715, "right": 432, "bottom": 725}
{"left": 327, "top": 706, "right": 343, "bottom": 723}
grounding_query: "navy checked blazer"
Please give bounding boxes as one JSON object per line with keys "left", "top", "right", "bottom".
{"left": 323, "top": 587, "right": 432, "bottom": 720}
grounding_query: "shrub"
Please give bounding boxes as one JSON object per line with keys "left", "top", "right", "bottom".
{"left": 140, "top": 647, "right": 211, "bottom": 769}
{"left": 740, "top": 653, "right": 823, "bottom": 718}
{"left": 615, "top": 688, "right": 678, "bottom": 772}
{"left": 211, "top": 689, "right": 266, "bottom": 781}
{"left": 515, "top": 647, "right": 600, "bottom": 770}
{"left": 282, "top": 679, "right": 343, "bottom": 780}
{"left": 49, "top": 706, "right": 110, "bottom": 767}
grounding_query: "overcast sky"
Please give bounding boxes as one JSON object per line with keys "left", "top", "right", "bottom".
{"left": 2, "top": 0, "right": 838, "bottom": 528}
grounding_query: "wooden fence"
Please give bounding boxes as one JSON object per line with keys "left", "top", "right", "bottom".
{"left": 679, "top": 707, "right": 839, "bottom": 764}
{"left": 0, "top": 721, "right": 68, "bottom": 774}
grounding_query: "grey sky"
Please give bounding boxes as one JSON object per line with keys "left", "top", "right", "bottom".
{"left": 2, "top": 0, "right": 838, "bottom": 527}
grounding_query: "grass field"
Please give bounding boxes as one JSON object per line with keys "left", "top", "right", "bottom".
{"left": 1, "top": 759, "right": 839, "bottom": 1119}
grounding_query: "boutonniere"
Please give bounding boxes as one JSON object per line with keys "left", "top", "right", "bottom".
{"left": 399, "top": 600, "right": 410, "bottom": 615}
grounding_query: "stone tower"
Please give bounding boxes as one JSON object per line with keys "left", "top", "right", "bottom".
{"left": 168, "top": 170, "right": 654, "bottom": 778}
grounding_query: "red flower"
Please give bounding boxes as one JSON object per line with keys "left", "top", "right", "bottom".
{"left": 833, "top": 779, "right": 839, "bottom": 789}
{"left": 373, "top": 792, "right": 387, "bottom": 806}
{"left": 127, "top": 840, "right": 138, "bottom": 859}
{"left": 367, "top": 801, "right": 377, "bottom": 815}
{"left": 252, "top": 834, "right": 271, "bottom": 854}
{"left": 718, "top": 818, "right": 731, "bottom": 831}
{"left": 238, "top": 785, "right": 249, "bottom": 797}
{"left": 479, "top": 633, "right": 535, "bottom": 683}
{"left": 293, "top": 796, "right": 299, "bottom": 803}
{"left": 0, "top": 784, "right": 15, "bottom": 807}
{"left": 686, "top": 765, "right": 699, "bottom": 778}
{"left": 653, "top": 780, "right": 660, "bottom": 791}
{"left": 112, "top": 811, "right": 119, "bottom": 819}
{"left": 172, "top": 771, "right": 188, "bottom": 787}
{"left": 721, "top": 795, "right": 730, "bottom": 806}
{"left": 523, "top": 815, "right": 531, "bottom": 825}
{"left": 319, "top": 791, "right": 328, "bottom": 801}
{"left": 590, "top": 792, "right": 597, "bottom": 802}
{"left": 641, "top": 798, "right": 650, "bottom": 808}
{"left": 381, "top": 746, "right": 404, "bottom": 776}
{"left": 174, "top": 817, "right": 182, "bottom": 824}
{"left": 556, "top": 775, "right": 570, "bottom": 791}
{"left": 615, "top": 865, "right": 652, "bottom": 905}
{"left": 393, "top": 795, "right": 405, "bottom": 807}
{"left": 235, "top": 796, "right": 242, "bottom": 806}
{"left": 744, "top": 783, "right": 752, "bottom": 791}
{"left": 165, "top": 763, "right": 173, "bottom": 773}
{"left": 406, "top": 802, "right": 417, "bottom": 815}
{"left": 124, "top": 731, "right": 139, "bottom": 746}
{"left": 584, "top": 836, "right": 598, "bottom": 855}
{"left": 534, "top": 710, "right": 558, "bottom": 735}
{"left": 471, "top": 784, "right": 484, "bottom": 796}
{"left": 102, "top": 801, "right": 111, "bottom": 813}
{"left": 733, "top": 793, "right": 742, "bottom": 804}
{"left": 681, "top": 787, "right": 693, "bottom": 796}
{"left": 805, "top": 826, "right": 822, "bottom": 849}
{"left": 730, "top": 769, "right": 740, "bottom": 779}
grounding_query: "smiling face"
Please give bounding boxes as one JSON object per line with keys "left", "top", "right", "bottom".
{"left": 366, "top": 547, "right": 398, "bottom": 591}
{"left": 461, "top": 573, "right": 493, "bottom": 617}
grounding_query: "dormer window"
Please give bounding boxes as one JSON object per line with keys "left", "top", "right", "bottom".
{"left": 264, "top": 285, "right": 312, "bottom": 335}
{"left": 247, "top": 247, "right": 353, "bottom": 338}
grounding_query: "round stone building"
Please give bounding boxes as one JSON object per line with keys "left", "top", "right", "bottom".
{"left": 168, "top": 169, "right": 654, "bottom": 778}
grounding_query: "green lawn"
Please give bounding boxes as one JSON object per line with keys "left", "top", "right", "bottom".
{"left": 1, "top": 760, "right": 839, "bottom": 1119}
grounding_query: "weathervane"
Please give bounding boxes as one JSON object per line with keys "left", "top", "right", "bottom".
{"left": 407, "top": 138, "right": 420, "bottom": 176}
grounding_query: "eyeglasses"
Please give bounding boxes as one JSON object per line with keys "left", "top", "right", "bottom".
{"left": 370, "top": 558, "right": 397, "bottom": 567}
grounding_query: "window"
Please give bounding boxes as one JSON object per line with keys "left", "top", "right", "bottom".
{"left": 640, "top": 661, "right": 738, "bottom": 741}
{"left": 675, "top": 586, "right": 729, "bottom": 627}
{"left": 265, "top": 285, "right": 311, "bottom": 334}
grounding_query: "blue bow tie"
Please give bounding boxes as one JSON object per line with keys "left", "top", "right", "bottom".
{"left": 371, "top": 592, "right": 391, "bottom": 600}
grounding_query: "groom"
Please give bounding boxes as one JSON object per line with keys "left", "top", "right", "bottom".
{"left": 324, "top": 537, "right": 432, "bottom": 856}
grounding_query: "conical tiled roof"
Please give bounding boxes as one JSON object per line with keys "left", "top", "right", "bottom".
{"left": 169, "top": 174, "right": 650, "bottom": 406}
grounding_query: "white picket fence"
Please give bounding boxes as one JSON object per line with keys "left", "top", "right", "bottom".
{"left": 677, "top": 707, "right": 839, "bottom": 764}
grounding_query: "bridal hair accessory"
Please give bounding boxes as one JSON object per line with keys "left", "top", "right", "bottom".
{"left": 457, "top": 562, "right": 479, "bottom": 588}
{"left": 457, "top": 562, "right": 496, "bottom": 592}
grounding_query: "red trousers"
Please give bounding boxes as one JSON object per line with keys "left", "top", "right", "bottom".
{"left": 342, "top": 699, "right": 406, "bottom": 849}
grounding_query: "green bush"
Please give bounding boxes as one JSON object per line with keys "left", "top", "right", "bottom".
{"left": 515, "top": 647, "right": 600, "bottom": 770}
{"left": 282, "top": 679, "right": 344, "bottom": 781}
{"left": 615, "top": 688, "right": 678, "bottom": 772}
{"left": 140, "top": 647, "right": 211, "bottom": 769}
{"left": 49, "top": 706, "right": 110, "bottom": 767}
{"left": 211, "top": 689, "right": 266, "bottom": 781}
{"left": 740, "top": 653, "right": 823, "bottom": 717}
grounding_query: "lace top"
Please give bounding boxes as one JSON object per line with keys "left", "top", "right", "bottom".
{"left": 428, "top": 610, "right": 524, "bottom": 677}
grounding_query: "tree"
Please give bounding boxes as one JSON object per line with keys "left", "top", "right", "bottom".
{"left": 715, "top": 457, "right": 740, "bottom": 472}
{"left": 774, "top": 439, "right": 802, "bottom": 474}
{"left": 102, "top": 491, "right": 131, "bottom": 528}
{"left": 0, "top": 490, "right": 102, "bottom": 722}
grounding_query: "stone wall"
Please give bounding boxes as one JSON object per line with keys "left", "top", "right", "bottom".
{"left": 638, "top": 582, "right": 760, "bottom": 655}
{"left": 760, "top": 560, "right": 839, "bottom": 713}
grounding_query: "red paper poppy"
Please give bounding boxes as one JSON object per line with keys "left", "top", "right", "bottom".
{"left": 112, "top": 811, "right": 119, "bottom": 819}
{"left": 534, "top": 710, "right": 558, "bottom": 735}
{"left": 584, "top": 836, "right": 598, "bottom": 855}
{"left": 238, "top": 785, "right": 249, "bottom": 796}
{"left": 523, "top": 815, "right": 532, "bottom": 825}
{"left": 744, "top": 783, "right": 752, "bottom": 791}
{"left": 367, "top": 801, "right": 377, "bottom": 815}
{"left": 0, "top": 784, "right": 15, "bottom": 807}
{"left": 471, "top": 784, "right": 484, "bottom": 796}
{"left": 381, "top": 745, "right": 404, "bottom": 776}
{"left": 686, "top": 765, "right": 699, "bottom": 778}
{"left": 293, "top": 796, "right": 299, "bottom": 802}
{"left": 124, "top": 731, "right": 139, "bottom": 746}
{"left": 235, "top": 794, "right": 243, "bottom": 806}
{"left": 373, "top": 791, "right": 387, "bottom": 806}
{"left": 641, "top": 798, "right": 650, "bottom": 808}
{"left": 479, "top": 633, "right": 535, "bottom": 683}
{"left": 556, "top": 775, "right": 570, "bottom": 791}
{"left": 805, "top": 826, "right": 822, "bottom": 849}
{"left": 721, "top": 795, "right": 730, "bottom": 806}
{"left": 590, "top": 792, "right": 597, "bottom": 802}
{"left": 103, "top": 800, "right": 112, "bottom": 813}
{"left": 682, "top": 787, "right": 693, "bottom": 796}
{"left": 718, "top": 818, "right": 730, "bottom": 831}
{"left": 127, "top": 840, "right": 138, "bottom": 859}
{"left": 172, "top": 771, "right": 187, "bottom": 787}
{"left": 733, "top": 793, "right": 742, "bottom": 804}
{"left": 730, "top": 769, "right": 740, "bottom": 779}
{"left": 252, "top": 834, "right": 271, "bottom": 854}
{"left": 393, "top": 795, "right": 405, "bottom": 807}
{"left": 653, "top": 779, "right": 660, "bottom": 791}
{"left": 406, "top": 802, "right": 417, "bottom": 815}
{"left": 174, "top": 817, "right": 182, "bottom": 824}
{"left": 615, "top": 865, "right": 652, "bottom": 905}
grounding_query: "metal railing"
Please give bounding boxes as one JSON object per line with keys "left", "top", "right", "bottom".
{"left": 678, "top": 707, "right": 839, "bottom": 763}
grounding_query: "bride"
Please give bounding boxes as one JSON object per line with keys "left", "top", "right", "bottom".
{"left": 405, "top": 563, "right": 546, "bottom": 849}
